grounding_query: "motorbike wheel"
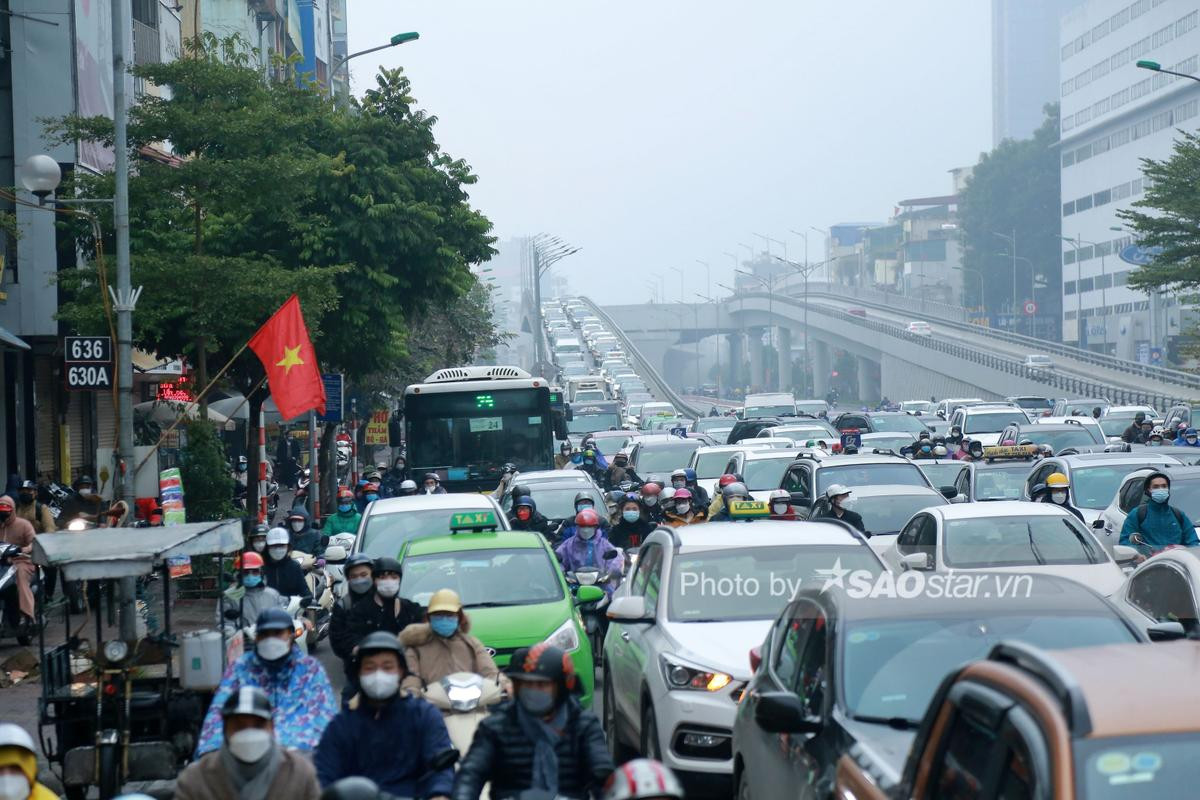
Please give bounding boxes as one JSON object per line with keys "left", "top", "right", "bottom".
{"left": 97, "top": 743, "right": 121, "bottom": 800}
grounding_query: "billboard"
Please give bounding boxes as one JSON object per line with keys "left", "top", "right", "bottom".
{"left": 74, "top": 0, "right": 114, "bottom": 172}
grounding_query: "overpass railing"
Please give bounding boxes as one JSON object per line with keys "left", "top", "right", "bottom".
{"left": 580, "top": 297, "right": 704, "bottom": 420}
{"left": 737, "top": 291, "right": 1188, "bottom": 409}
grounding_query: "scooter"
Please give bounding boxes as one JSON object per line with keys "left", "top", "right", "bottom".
{"left": 323, "top": 536, "right": 356, "bottom": 600}
{"left": 292, "top": 553, "right": 332, "bottom": 650}
{"left": 565, "top": 553, "right": 619, "bottom": 664}
{"left": 422, "top": 672, "right": 505, "bottom": 756}
{"left": 0, "top": 544, "right": 40, "bottom": 646}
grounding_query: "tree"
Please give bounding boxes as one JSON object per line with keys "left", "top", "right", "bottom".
{"left": 180, "top": 419, "right": 235, "bottom": 522}
{"left": 958, "top": 104, "right": 1061, "bottom": 337}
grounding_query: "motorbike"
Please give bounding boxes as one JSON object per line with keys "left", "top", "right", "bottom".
{"left": 319, "top": 749, "right": 459, "bottom": 800}
{"left": 564, "top": 550, "right": 620, "bottom": 664}
{"left": 0, "top": 543, "right": 40, "bottom": 645}
{"left": 292, "top": 469, "right": 311, "bottom": 510}
{"left": 323, "top": 536, "right": 355, "bottom": 600}
{"left": 292, "top": 552, "right": 332, "bottom": 649}
{"left": 422, "top": 672, "right": 505, "bottom": 757}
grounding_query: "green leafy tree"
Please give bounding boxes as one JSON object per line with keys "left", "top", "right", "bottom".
{"left": 180, "top": 419, "right": 235, "bottom": 522}
{"left": 958, "top": 104, "right": 1061, "bottom": 336}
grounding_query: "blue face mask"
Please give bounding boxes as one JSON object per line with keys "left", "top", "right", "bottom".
{"left": 576, "top": 503, "right": 591, "bottom": 513}
{"left": 1151, "top": 488, "right": 1170, "bottom": 504}
{"left": 622, "top": 509, "right": 640, "bottom": 523}
{"left": 243, "top": 574, "right": 262, "bottom": 588}
{"left": 365, "top": 493, "right": 379, "bottom": 502}
{"left": 430, "top": 615, "right": 459, "bottom": 638}
{"left": 338, "top": 502, "right": 354, "bottom": 513}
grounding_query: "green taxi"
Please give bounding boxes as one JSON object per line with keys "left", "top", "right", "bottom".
{"left": 396, "top": 511, "right": 604, "bottom": 707}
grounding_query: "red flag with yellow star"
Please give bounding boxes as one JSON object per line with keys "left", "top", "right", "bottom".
{"left": 248, "top": 294, "right": 325, "bottom": 420}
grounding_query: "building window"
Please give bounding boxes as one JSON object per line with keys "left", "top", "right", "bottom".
{"left": 1096, "top": 273, "right": 1113, "bottom": 290}
{"left": 1063, "top": 201, "right": 1076, "bottom": 217}
{"left": 1065, "top": 281, "right": 1077, "bottom": 296}
{"left": 1064, "top": 250, "right": 1077, "bottom": 265}
{"left": 1114, "top": 271, "right": 1129, "bottom": 287}
{"left": 1079, "top": 277, "right": 1095, "bottom": 292}
{"left": 1065, "top": 310, "right": 1077, "bottom": 320}
{"left": 1076, "top": 195, "right": 1093, "bottom": 213}
{"left": 1094, "top": 188, "right": 1112, "bottom": 207}
{"left": 1079, "top": 245, "right": 1094, "bottom": 261}
{"left": 1133, "top": 177, "right": 1144, "bottom": 194}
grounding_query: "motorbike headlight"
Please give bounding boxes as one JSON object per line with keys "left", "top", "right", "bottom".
{"left": 660, "top": 654, "right": 732, "bottom": 692}
{"left": 445, "top": 681, "right": 485, "bottom": 712}
{"left": 577, "top": 571, "right": 600, "bottom": 586}
{"left": 67, "top": 518, "right": 89, "bottom": 531}
{"left": 103, "top": 639, "right": 129, "bottom": 663}
{"left": 542, "top": 618, "right": 581, "bottom": 653}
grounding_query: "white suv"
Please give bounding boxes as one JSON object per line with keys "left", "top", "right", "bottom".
{"left": 602, "top": 521, "right": 885, "bottom": 783}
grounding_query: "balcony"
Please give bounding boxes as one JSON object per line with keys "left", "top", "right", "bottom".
{"left": 133, "top": 19, "right": 160, "bottom": 66}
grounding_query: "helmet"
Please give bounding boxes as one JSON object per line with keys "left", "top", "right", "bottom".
{"left": 337, "top": 487, "right": 354, "bottom": 501}
{"left": 612, "top": 451, "right": 628, "bottom": 463}
{"left": 1152, "top": 426, "right": 1166, "bottom": 437}
{"left": 399, "top": 479, "right": 417, "bottom": 494}
{"left": 660, "top": 487, "right": 677, "bottom": 500}
{"left": 1045, "top": 473, "right": 1070, "bottom": 489}
{"left": 825, "top": 484, "right": 851, "bottom": 500}
{"left": 240, "top": 552, "right": 265, "bottom": 570}
{"left": 673, "top": 488, "right": 692, "bottom": 501}
{"left": 722, "top": 482, "right": 750, "bottom": 501}
{"left": 352, "top": 630, "right": 406, "bottom": 670}
{"left": 0, "top": 722, "right": 36, "bottom": 756}
{"left": 428, "top": 589, "right": 463, "bottom": 614}
{"left": 602, "top": 759, "right": 685, "bottom": 800}
{"left": 364, "top": 482, "right": 381, "bottom": 493}
{"left": 574, "top": 491, "right": 595, "bottom": 506}
{"left": 768, "top": 489, "right": 790, "bottom": 506}
{"left": 515, "top": 495, "right": 534, "bottom": 510}
{"left": 642, "top": 482, "right": 662, "bottom": 497}
{"left": 932, "top": 444, "right": 948, "bottom": 457}
{"left": 505, "top": 643, "right": 577, "bottom": 693}
{"left": 346, "top": 553, "right": 374, "bottom": 571}
{"left": 374, "top": 557, "right": 402, "bottom": 576}
{"left": 266, "top": 527, "right": 290, "bottom": 546}
{"left": 670, "top": 468, "right": 687, "bottom": 483}
{"left": 717, "top": 474, "right": 739, "bottom": 488}
{"left": 251, "top": 523, "right": 269, "bottom": 537}
{"left": 256, "top": 607, "right": 294, "bottom": 633}
{"left": 221, "top": 686, "right": 273, "bottom": 720}
{"left": 423, "top": 472, "right": 441, "bottom": 483}
{"left": 73, "top": 475, "right": 96, "bottom": 490}
{"left": 575, "top": 508, "right": 601, "bottom": 527}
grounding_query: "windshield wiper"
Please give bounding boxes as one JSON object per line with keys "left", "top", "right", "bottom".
{"left": 1026, "top": 522, "right": 1047, "bottom": 565}
{"left": 463, "top": 601, "right": 513, "bottom": 608}
{"left": 850, "top": 714, "right": 919, "bottom": 730}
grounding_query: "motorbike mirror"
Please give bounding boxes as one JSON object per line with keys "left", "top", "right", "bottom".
{"left": 223, "top": 608, "right": 241, "bottom": 621}
{"left": 575, "top": 584, "right": 605, "bottom": 604}
{"left": 603, "top": 549, "right": 618, "bottom": 560}
{"left": 428, "top": 748, "right": 459, "bottom": 772}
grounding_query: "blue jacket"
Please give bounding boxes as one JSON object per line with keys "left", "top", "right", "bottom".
{"left": 314, "top": 692, "right": 455, "bottom": 796}
{"left": 1119, "top": 501, "right": 1200, "bottom": 552}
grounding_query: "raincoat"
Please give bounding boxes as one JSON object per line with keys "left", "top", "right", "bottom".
{"left": 555, "top": 531, "right": 623, "bottom": 595}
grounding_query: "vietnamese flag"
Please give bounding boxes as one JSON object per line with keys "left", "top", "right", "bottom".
{"left": 248, "top": 295, "right": 326, "bottom": 420}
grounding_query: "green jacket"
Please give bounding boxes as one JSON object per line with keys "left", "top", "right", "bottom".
{"left": 323, "top": 509, "right": 361, "bottom": 536}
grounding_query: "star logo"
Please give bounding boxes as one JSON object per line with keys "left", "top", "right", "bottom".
{"left": 814, "top": 557, "right": 851, "bottom": 592}
{"left": 276, "top": 345, "right": 304, "bottom": 374}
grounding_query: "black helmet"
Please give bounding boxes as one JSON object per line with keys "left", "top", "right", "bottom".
{"left": 373, "top": 557, "right": 402, "bottom": 576}
{"left": 345, "top": 553, "right": 374, "bottom": 572}
{"left": 352, "top": 630, "right": 406, "bottom": 672}
{"left": 256, "top": 607, "right": 294, "bottom": 633}
{"left": 221, "top": 686, "right": 273, "bottom": 720}
{"left": 251, "top": 523, "right": 270, "bottom": 537}
{"left": 506, "top": 643, "right": 577, "bottom": 694}
{"left": 423, "top": 472, "right": 440, "bottom": 484}
{"left": 574, "top": 491, "right": 594, "bottom": 506}
{"left": 73, "top": 475, "right": 96, "bottom": 490}
{"left": 510, "top": 484, "right": 531, "bottom": 502}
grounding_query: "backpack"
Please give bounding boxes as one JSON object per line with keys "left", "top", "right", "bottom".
{"left": 1135, "top": 503, "right": 1189, "bottom": 540}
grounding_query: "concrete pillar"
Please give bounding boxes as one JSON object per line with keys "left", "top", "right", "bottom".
{"left": 748, "top": 327, "right": 766, "bottom": 391}
{"left": 726, "top": 333, "right": 742, "bottom": 395}
{"left": 776, "top": 326, "right": 793, "bottom": 394}
{"left": 812, "top": 339, "right": 832, "bottom": 399}
{"left": 856, "top": 355, "right": 879, "bottom": 405}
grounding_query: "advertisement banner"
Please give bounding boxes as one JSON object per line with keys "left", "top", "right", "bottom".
{"left": 364, "top": 410, "right": 390, "bottom": 445}
{"left": 159, "top": 467, "right": 186, "bottom": 526}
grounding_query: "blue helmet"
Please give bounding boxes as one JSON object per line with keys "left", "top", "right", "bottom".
{"left": 683, "top": 468, "right": 698, "bottom": 483}
{"left": 515, "top": 495, "right": 535, "bottom": 510}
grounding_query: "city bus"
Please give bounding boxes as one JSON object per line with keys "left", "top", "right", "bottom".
{"left": 404, "top": 366, "right": 557, "bottom": 493}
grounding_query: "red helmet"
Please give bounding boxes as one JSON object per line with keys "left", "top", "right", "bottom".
{"left": 337, "top": 487, "right": 354, "bottom": 501}
{"left": 241, "top": 551, "right": 265, "bottom": 570}
{"left": 575, "top": 508, "right": 601, "bottom": 527}
{"left": 641, "top": 482, "right": 662, "bottom": 497}
{"left": 718, "top": 474, "right": 738, "bottom": 488}
{"left": 365, "top": 482, "right": 381, "bottom": 492}
{"left": 673, "top": 488, "right": 692, "bottom": 501}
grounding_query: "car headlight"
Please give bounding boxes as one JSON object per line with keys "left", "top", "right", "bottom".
{"left": 660, "top": 654, "right": 732, "bottom": 692}
{"left": 542, "top": 618, "right": 581, "bottom": 652}
{"left": 103, "top": 639, "right": 129, "bottom": 663}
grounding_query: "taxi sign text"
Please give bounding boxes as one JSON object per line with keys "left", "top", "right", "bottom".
{"left": 983, "top": 444, "right": 1038, "bottom": 459}
{"left": 450, "top": 510, "right": 499, "bottom": 531}
{"left": 728, "top": 500, "right": 770, "bottom": 518}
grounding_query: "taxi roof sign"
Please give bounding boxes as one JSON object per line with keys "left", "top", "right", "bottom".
{"left": 450, "top": 510, "right": 499, "bottom": 532}
{"left": 728, "top": 500, "right": 770, "bottom": 519}
{"left": 982, "top": 444, "right": 1038, "bottom": 461}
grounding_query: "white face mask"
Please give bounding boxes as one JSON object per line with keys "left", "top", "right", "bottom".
{"left": 577, "top": 526, "right": 596, "bottom": 540}
{"left": 360, "top": 669, "right": 401, "bottom": 700}
{"left": 1051, "top": 490, "right": 1068, "bottom": 505}
{"left": 644, "top": 496, "right": 658, "bottom": 507}
{"left": 252, "top": 540, "right": 266, "bottom": 553}
{"left": 268, "top": 545, "right": 288, "bottom": 561}
{"left": 0, "top": 774, "right": 30, "bottom": 800}
{"left": 772, "top": 503, "right": 789, "bottom": 515}
{"left": 289, "top": 520, "right": 305, "bottom": 532}
{"left": 675, "top": 502, "right": 691, "bottom": 515}
{"left": 375, "top": 578, "right": 401, "bottom": 598}
{"left": 424, "top": 484, "right": 437, "bottom": 493}
{"left": 256, "top": 636, "right": 291, "bottom": 662}
{"left": 227, "top": 727, "right": 273, "bottom": 763}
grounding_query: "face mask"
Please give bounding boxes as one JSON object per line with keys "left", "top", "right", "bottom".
{"left": 243, "top": 574, "right": 262, "bottom": 588}
{"left": 349, "top": 576, "right": 373, "bottom": 595}
{"left": 517, "top": 686, "right": 556, "bottom": 716}
{"left": 1150, "top": 439, "right": 1163, "bottom": 447}
{"left": 516, "top": 508, "right": 532, "bottom": 521}
{"left": 424, "top": 485, "right": 437, "bottom": 493}
{"left": 921, "top": 446, "right": 932, "bottom": 453}
{"left": 675, "top": 502, "right": 691, "bottom": 515}
{"left": 644, "top": 496, "right": 658, "bottom": 507}
{"left": 772, "top": 503, "right": 789, "bottom": 515}
{"left": 268, "top": 546, "right": 288, "bottom": 561}
{"left": 430, "top": 616, "right": 459, "bottom": 637}
{"left": 0, "top": 773, "right": 31, "bottom": 800}
{"left": 360, "top": 669, "right": 401, "bottom": 700}
{"left": 672, "top": 480, "right": 686, "bottom": 489}
{"left": 577, "top": 526, "right": 597, "bottom": 540}
{"left": 622, "top": 509, "right": 641, "bottom": 523}
{"left": 1050, "top": 491, "right": 1068, "bottom": 505}
{"left": 375, "top": 578, "right": 401, "bottom": 598}
{"left": 1151, "top": 488, "right": 1170, "bottom": 504}
{"left": 289, "top": 520, "right": 305, "bottom": 532}
{"left": 256, "top": 636, "right": 290, "bottom": 662}
{"left": 227, "top": 728, "right": 273, "bottom": 764}
{"left": 17, "top": 494, "right": 33, "bottom": 505}
{"left": 338, "top": 503, "right": 354, "bottom": 513}
{"left": 396, "top": 461, "right": 406, "bottom": 470}
{"left": 365, "top": 493, "right": 379, "bottom": 502}
{"left": 576, "top": 503, "right": 591, "bottom": 513}
{"left": 252, "top": 540, "right": 266, "bottom": 553}
{"left": 1188, "top": 438, "right": 1197, "bottom": 446}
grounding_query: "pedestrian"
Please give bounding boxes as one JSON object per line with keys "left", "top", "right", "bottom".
{"left": 176, "top": 687, "right": 321, "bottom": 800}
{"left": 0, "top": 496, "right": 37, "bottom": 627}
{"left": 1120, "top": 471, "right": 1199, "bottom": 558}
{"left": 345, "top": 557, "right": 424, "bottom": 642}
{"left": 197, "top": 608, "right": 338, "bottom": 756}
{"left": 0, "top": 723, "right": 57, "bottom": 800}
{"left": 314, "top": 632, "right": 455, "bottom": 797}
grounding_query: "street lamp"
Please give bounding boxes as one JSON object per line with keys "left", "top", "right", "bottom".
{"left": 696, "top": 292, "right": 722, "bottom": 398}
{"left": 992, "top": 230, "right": 1027, "bottom": 334}
{"left": 1137, "top": 59, "right": 1200, "bottom": 83}
{"left": 670, "top": 266, "right": 685, "bottom": 302}
{"left": 530, "top": 234, "right": 580, "bottom": 374}
{"left": 695, "top": 260, "right": 710, "bottom": 301}
{"left": 1058, "top": 235, "right": 1088, "bottom": 348}
{"left": 331, "top": 31, "right": 420, "bottom": 89}
{"left": 1058, "top": 234, "right": 1108, "bottom": 351}
{"left": 675, "top": 300, "right": 701, "bottom": 391}
{"left": 775, "top": 256, "right": 825, "bottom": 399}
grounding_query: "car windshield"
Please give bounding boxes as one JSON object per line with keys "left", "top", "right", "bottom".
{"left": 1073, "top": 464, "right": 1168, "bottom": 509}
{"left": 972, "top": 464, "right": 1033, "bottom": 500}
{"left": 900, "top": 402, "right": 935, "bottom": 413}
{"left": 943, "top": 515, "right": 1105, "bottom": 568}
{"left": 574, "top": 391, "right": 606, "bottom": 403}
{"left": 636, "top": 441, "right": 703, "bottom": 473}
{"left": 842, "top": 493, "right": 947, "bottom": 535}
{"left": 360, "top": 507, "right": 497, "bottom": 558}
{"left": 499, "top": 485, "right": 604, "bottom": 520}
{"left": 567, "top": 413, "right": 622, "bottom": 433}
{"left": 816, "top": 464, "right": 928, "bottom": 494}
{"left": 861, "top": 434, "right": 916, "bottom": 451}
{"left": 795, "top": 402, "right": 827, "bottom": 415}
{"left": 562, "top": 364, "right": 587, "bottom": 376}
{"left": 1026, "top": 428, "right": 1103, "bottom": 450}
{"left": 1077, "top": 733, "right": 1200, "bottom": 799}
{"left": 842, "top": 614, "right": 1136, "bottom": 723}
{"left": 1099, "top": 415, "right": 1139, "bottom": 436}
{"left": 400, "top": 547, "right": 564, "bottom": 607}
{"left": 668, "top": 545, "right": 882, "bottom": 622}
{"left": 1011, "top": 397, "right": 1052, "bottom": 410}
{"left": 919, "top": 462, "right": 966, "bottom": 488}
{"left": 695, "top": 451, "right": 741, "bottom": 478}
{"left": 868, "top": 415, "right": 928, "bottom": 434}
{"left": 744, "top": 405, "right": 795, "bottom": 419}
{"left": 743, "top": 457, "right": 798, "bottom": 491}
{"left": 775, "top": 427, "right": 835, "bottom": 443}
{"left": 964, "top": 411, "right": 1028, "bottom": 434}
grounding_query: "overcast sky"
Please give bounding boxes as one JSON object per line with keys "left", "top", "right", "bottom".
{"left": 347, "top": 1, "right": 992, "bottom": 305}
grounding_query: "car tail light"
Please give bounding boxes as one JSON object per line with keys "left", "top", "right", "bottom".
{"left": 749, "top": 646, "right": 762, "bottom": 673}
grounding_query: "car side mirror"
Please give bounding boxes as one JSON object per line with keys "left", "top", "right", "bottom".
{"left": 901, "top": 552, "right": 933, "bottom": 571}
{"left": 607, "top": 594, "right": 651, "bottom": 621}
{"left": 1147, "top": 621, "right": 1187, "bottom": 642}
{"left": 1113, "top": 544, "right": 1139, "bottom": 564}
{"left": 1092, "top": 518, "right": 1106, "bottom": 530}
{"left": 752, "top": 691, "right": 821, "bottom": 734}
{"left": 789, "top": 493, "right": 811, "bottom": 508}
{"left": 575, "top": 585, "right": 605, "bottom": 604}
{"left": 603, "top": 548, "right": 619, "bottom": 560}
{"left": 939, "top": 486, "right": 958, "bottom": 499}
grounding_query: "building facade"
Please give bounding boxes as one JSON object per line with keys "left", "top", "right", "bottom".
{"left": 1059, "top": 0, "right": 1200, "bottom": 357}
{"left": 993, "top": 0, "right": 1083, "bottom": 144}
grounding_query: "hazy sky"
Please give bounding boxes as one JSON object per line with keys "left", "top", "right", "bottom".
{"left": 347, "top": 2, "right": 992, "bottom": 305}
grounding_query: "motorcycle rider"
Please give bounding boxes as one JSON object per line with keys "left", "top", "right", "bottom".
{"left": 197, "top": 608, "right": 338, "bottom": 756}
{"left": 947, "top": 426, "right": 963, "bottom": 447}
{"left": 422, "top": 473, "right": 448, "bottom": 495}
{"left": 323, "top": 488, "right": 362, "bottom": 538}
{"left": 58, "top": 475, "right": 105, "bottom": 527}
{"left": 706, "top": 474, "right": 744, "bottom": 519}
{"left": 1120, "top": 471, "right": 1199, "bottom": 557}
{"left": 330, "top": 553, "right": 376, "bottom": 696}
{"left": 0, "top": 496, "right": 37, "bottom": 627}
{"left": 954, "top": 437, "right": 984, "bottom": 462}
{"left": 1122, "top": 412, "right": 1148, "bottom": 443}
{"left": 451, "top": 644, "right": 613, "bottom": 800}
{"left": 345, "top": 557, "right": 424, "bottom": 642}
{"left": 357, "top": 482, "right": 382, "bottom": 513}
{"left": 555, "top": 442, "right": 574, "bottom": 470}
{"left": 1175, "top": 427, "right": 1200, "bottom": 447}
{"left": 603, "top": 451, "right": 639, "bottom": 490}
{"left": 16, "top": 481, "right": 57, "bottom": 598}
{"left": 609, "top": 494, "right": 655, "bottom": 549}
{"left": 262, "top": 527, "right": 313, "bottom": 607}
{"left": 285, "top": 507, "right": 324, "bottom": 557}
{"left": 248, "top": 524, "right": 269, "bottom": 555}
{"left": 509, "top": 496, "right": 556, "bottom": 538}
{"left": 682, "top": 468, "right": 710, "bottom": 508}
{"left": 0, "top": 723, "right": 58, "bottom": 800}
{"left": 177, "top": 687, "right": 321, "bottom": 800}
{"left": 556, "top": 492, "right": 611, "bottom": 540}
{"left": 383, "top": 456, "right": 409, "bottom": 497}
{"left": 556, "top": 510, "right": 623, "bottom": 596}
{"left": 708, "top": 482, "right": 752, "bottom": 521}
{"left": 663, "top": 488, "right": 708, "bottom": 527}
{"left": 668, "top": 469, "right": 689, "bottom": 493}
{"left": 814, "top": 485, "right": 865, "bottom": 533}
{"left": 1032, "top": 472, "right": 1084, "bottom": 522}
{"left": 639, "top": 482, "right": 665, "bottom": 523}
{"left": 218, "top": 551, "right": 285, "bottom": 631}
{"left": 768, "top": 488, "right": 800, "bottom": 521}
{"left": 601, "top": 759, "right": 685, "bottom": 800}
{"left": 396, "top": 479, "right": 419, "bottom": 497}
{"left": 315, "top": 633, "right": 455, "bottom": 798}
{"left": 1148, "top": 426, "right": 1166, "bottom": 447}
{"left": 399, "top": 588, "right": 508, "bottom": 693}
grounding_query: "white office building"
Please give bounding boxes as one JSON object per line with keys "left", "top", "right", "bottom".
{"left": 1059, "top": 0, "right": 1200, "bottom": 358}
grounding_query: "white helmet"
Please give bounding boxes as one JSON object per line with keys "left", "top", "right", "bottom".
{"left": 602, "top": 759, "right": 685, "bottom": 800}
{"left": 660, "top": 487, "right": 677, "bottom": 501}
{"left": 265, "top": 527, "right": 290, "bottom": 546}
{"left": 825, "top": 484, "right": 852, "bottom": 500}
{"left": 0, "top": 723, "right": 35, "bottom": 754}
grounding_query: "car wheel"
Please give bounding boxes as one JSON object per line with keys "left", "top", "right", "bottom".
{"left": 604, "top": 670, "right": 636, "bottom": 762}
{"left": 640, "top": 701, "right": 661, "bottom": 760}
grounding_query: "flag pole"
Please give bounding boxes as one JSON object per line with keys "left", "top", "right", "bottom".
{"left": 308, "top": 409, "right": 321, "bottom": 524}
